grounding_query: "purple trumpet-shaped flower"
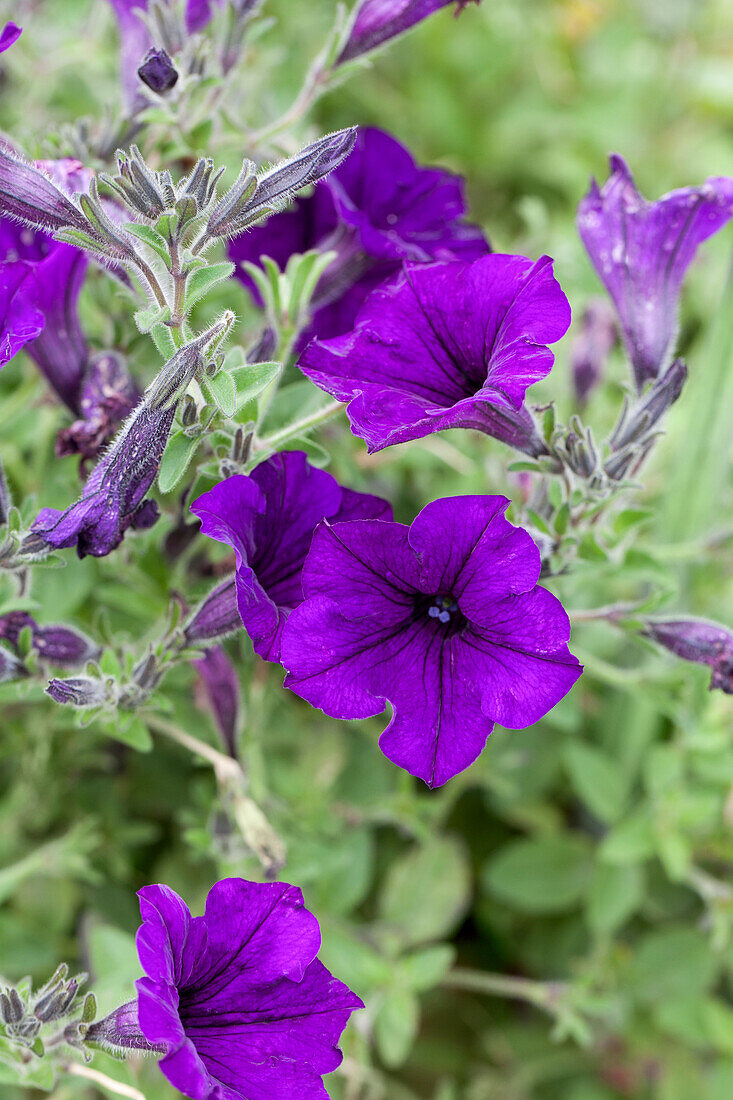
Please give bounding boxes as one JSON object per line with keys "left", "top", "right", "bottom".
{"left": 337, "top": 0, "right": 480, "bottom": 64}
{"left": 577, "top": 155, "right": 733, "bottom": 390}
{"left": 298, "top": 253, "right": 571, "bottom": 453}
{"left": 0, "top": 611, "right": 100, "bottom": 666}
{"left": 194, "top": 646, "right": 241, "bottom": 757}
{"left": 281, "top": 496, "right": 582, "bottom": 787}
{"left": 0, "top": 262, "right": 43, "bottom": 366}
{"left": 86, "top": 879, "right": 363, "bottom": 1099}
{"left": 643, "top": 618, "right": 733, "bottom": 694}
{"left": 32, "top": 337, "right": 208, "bottom": 558}
{"left": 0, "top": 22, "right": 21, "bottom": 54}
{"left": 229, "top": 127, "right": 488, "bottom": 344}
{"left": 190, "top": 451, "right": 392, "bottom": 662}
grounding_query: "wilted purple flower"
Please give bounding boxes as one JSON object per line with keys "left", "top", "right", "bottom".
{"left": 194, "top": 646, "right": 241, "bottom": 756}
{"left": 138, "top": 47, "right": 178, "bottom": 93}
{"left": 191, "top": 452, "right": 392, "bottom": 662}
{"left": 577, "top": 155, "right": 733, "bottom": 390}
{"left": 644, "top": 618, "right": 733, "bottom": 694}
{"left": 0, "top": 610, "right": 99, "bottom": 665}
{"left": 32, "top": 335, "right": 210, "bottom": 558}
{"left": 0, "top": 261, "right": 43, "bottom": 366}
{"left": 229, "top": 126, "right": 488, "bottom": 344}
{"left": 571, "top": 299, "right": 616, "bottom": 406}
{"left": 87, "top": 879, "right": 363, "bottom": 1099}
{"left": 0, "top": 21, "right": 21, "bottom": 54}
{"left": 281, "top": 496, "right": 582, "bottom": 787}
{"left": 299, "top": 253, "right": 570, "bottom": 453}
{"left": 337, "top": 0, "right": 480, "bottom": 64}
{"left": 184, "top": 578, "right": 241, "bottom": 643}
{"left": 56, "top": 353, "right": 139, "bottom": 463}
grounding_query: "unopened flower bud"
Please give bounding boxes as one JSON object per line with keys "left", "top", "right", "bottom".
{"left": 138, "top": 47, "right": 178, "bottom": 93}
{"left": 643, "top": 618, "right": 733, "bottom": 694}
{"left": 184, "top": 578, "right": 240, "bottom": 643}
{"left": 46, "top": 676, "right": 107, "bottom": 708}
{"left": 0, "top": 147, "right": 88, "bottom": 233}
{"left": 194, "top": 646, "right": 241, "bottom": 757}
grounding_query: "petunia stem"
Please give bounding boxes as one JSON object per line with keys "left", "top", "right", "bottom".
{"left": 64, "top": 1062, "right": 148, "bottom": 1100}
{"left": 146, "top": 714, "right": 240, "bottom": 777}
{"left": 442, "top": 968, "right": 568, "bottom": 1010}
{"left": 247, "top": 64, "right": 332, "bottom": 149}
{"left": 255, "top": 399, "right": 344, "bottom": 453}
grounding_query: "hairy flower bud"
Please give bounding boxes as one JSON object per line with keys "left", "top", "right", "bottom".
{"left": 194, "top": 645, "right": 241, "bottom": 757}
{"left": 184, "top": 578, "right": 240, "bottom": 643}
{"left": 605, "top": 358, "right": 687, "bottom": 480}
{"left": 47, "top": 676, "right": 107, "bottom": 707}
{"left": 138, "top": 47, "right": 178, "bottom": 93}
{"left": 644, "top": 618, "right": 733, "bottom": 693}
{"left": 0, "top": 611, "right": 100, "bottom": 665}
{"left": 0, "top": 148, "right": 88, "bottom": 233}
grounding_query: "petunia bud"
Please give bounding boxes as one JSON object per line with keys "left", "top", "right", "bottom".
{"left": 194, "top": 645, "right": 241, "bottom": 757}
{"left": 606, "top": 358, "right": 687, "bottom": 480}
{"left": 643, "top": 618, "right": 733, "bottom": 694}
{"left": 207, "top": 130, "right": 357, "bottom": 238}
{"left": 86, "top": 1000, "right": 164, "bottom": 1054}
{"left": 337, "top": 0, "right": 480, "bottom": 65}
{"left": 0, "top": 611, "right": 100, "bottom": 665}
{"left": 184, "top": 578, "right": 240, "bottom": 642}
{"left": 47, "top": 676, "right": 107, "bottom": 707}
{"left": 0, "top": 21, "right": 22, "bottom": 54}
{"left": 137, "top": 47, "right": 179, "bottom": 93}
{"left": 0, "top": 148, "right": 88, "bottom": 234}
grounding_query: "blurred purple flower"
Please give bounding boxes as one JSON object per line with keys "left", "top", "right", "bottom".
{"left": 299, "top": 253, "right": 570, "bottom": 453}
{"left": 87, "top": 879, "right": 363, "bottom": 1099}
{"left": 337, "top": 0, "right": 480, "bottom": 64}
{"left": 0, "top": 610, "right": 99, "bottom": 665}
{"left": 0, "top": 21, "right": 21, "bottom": 54}
{"left": 0, "top": 261, "right": 43, "bottom": 366}
{"left": 191, "top": 451, "right": 392, "bottom": 662}
{"left": 281, "top": 496, "right": 582, "bottom": 787}
{"left": 577, "top": 155, "right": 733, "bottom": 390}
{"left": 570, "top": 299, "right": 616, "bottom": 406}
{"left": 194, "top": 646, "right": 241, "bottom": 757}
{"left": 229, "top": 126, "right": 488, "bottom": 344}
{"left": 644, "top": 618, "right": 733, "bottom": 694}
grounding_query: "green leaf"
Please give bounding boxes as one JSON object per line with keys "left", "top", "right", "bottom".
{"left": 379, "top": 836, "right": 471, "bottom": 947}
{"left": 586, "top": 862, "right": 644, "bottom": 936}
{"left": 232, "top": 362, "right": 281, "bottom": 410}
{"left": 110, "top": 715, "right": 153, "bottom": 752}
{"left": 629, "top": 926, "right": 717, "bottom": 1004}
{"left": 202, "top": 370, "right": 237, "bottom": 418}
{"left": 484, "top": 835, "right": 593, "bottom": 913}
{"left": 150, "top": 321, "right": 178, "bottom": 360}
{"left": 599, "top": 811, "right": 656, "bottom": 864}
{"left": 124, "top": 222, "right": 171, "bottom": 265}
{"left": 399, "top": 945, "right": 456, "bottom": 992}
{"left": 185, "top": 262, "right": 235, "bottom": 311}
{"left": 564, "top": 743, "right": 627, "bottom": 823}
{"left": 135, "top": 302, "right": 171, "bottom": 334}
{"left": 158, "top": 431, "right": 201, "bottom": 494}
{"left": 374, "top": 989, "right": 419, "bottom": 1067}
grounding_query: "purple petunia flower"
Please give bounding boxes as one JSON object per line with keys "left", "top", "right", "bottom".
{"left": 0, "top": 261, "right": 43, "bottom": 366}
{"left": 570, "top": 299, "right": 616, "bottom": 406}
{"left": 298, "top": 253, "right": 570, "bottom": 453}
{"left": 337, "top": 0, "right": 480, "bottom": 65}
{"left": 0, "top": 21, "right": 21, "bottom": 54}
{"left": 194, "top": 646, "right": 241, "bottom": 757}
{"left": 229, "top": 126, "right": 488, "bottom": 345}
{"left": 643, "top": 618, "right": 733, "bottom": 694}
{"left": 190, "top": 451, "right": 392, "bottom": 662}
{"left": 577, "top": 155, "right": 733, "bottom": 391}
{"left": 87, "top": 878, "right": 363, "bottom": 1099}
{"left": 280, "top": 496, "right": 582, "bottom": 787}
{"left": 0, "top": 610, "right": 100, "bottom": 666}
{"left": 55, "top": 352, "right": 139, "bottom": 463}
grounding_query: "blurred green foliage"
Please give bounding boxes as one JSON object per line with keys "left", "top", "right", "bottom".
{"left": 1, "top": 0, "right": 733, "bottom": 1098}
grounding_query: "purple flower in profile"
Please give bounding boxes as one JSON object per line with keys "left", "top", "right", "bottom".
{"left": 0, "top": 21, "right": 21, "bottom": 54}
{"left": 337, "top": 0, "right": 480, "bottom": 65}
{"left": 281, "top": 495, "right": 582, "bottom": 787}
{"left": 0, "top": 262, "right": 43, "bottom": 366}
{"left": 87, "top": 879, "right": 363, "bottom": 1099}
{"left": 190, "top": 451, "right": 392, "bottom": 662}
{"left": 229, "top": 127, "right": 488, "bottom": 344}
{"left": 298, "top": 253, "right": 570, "bottom": 453}
{"left": 577, "top": 155, "right": 733, "bottom": 390}
{"left": 644, "top": 618, "right": 733, "bottom": 694}
{"left": 194, "top": 646, "right": 241, "bottom": 757}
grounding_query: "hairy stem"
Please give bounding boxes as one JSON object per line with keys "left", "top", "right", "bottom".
{"left": 442, "top": 968, "right": 568, "bottom": 1010}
